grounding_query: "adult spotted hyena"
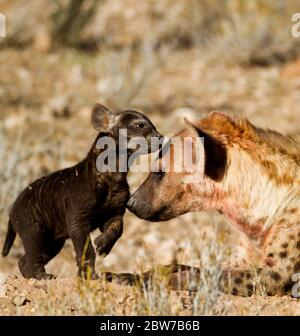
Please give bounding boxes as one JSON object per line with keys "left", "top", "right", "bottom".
{"left": 128, "top": 112, "right": 300, "bottom": 296}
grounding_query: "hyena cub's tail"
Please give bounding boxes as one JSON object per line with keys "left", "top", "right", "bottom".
{"left": 2, "top": 219, "right": 16, "bottom": 257}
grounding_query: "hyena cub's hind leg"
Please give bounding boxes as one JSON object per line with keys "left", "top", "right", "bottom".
{"left": 42, "top": 238, "right": 66, "bottom": 266}
{"left": 18, "top": 254, "right": 54, "bottom": 280}
{"left": 18, "top": 254, "right": 55, "bottom": 280}
{"left": 18, "top": 228, "right": 64, "bottom": 280}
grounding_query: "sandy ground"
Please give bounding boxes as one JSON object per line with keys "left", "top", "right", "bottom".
{"left": 0, "top": 275, "right": 300, "bottom": 316}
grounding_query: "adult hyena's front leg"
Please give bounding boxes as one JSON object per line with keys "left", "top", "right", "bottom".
{"left": 220, "top": 221, "right": 300, "bottom": 297}
{"left": 153, "top": 264, "right": 283, "bottom": 296}
{"left": 260, "top": 219, "right": 300, "bottom": 296}
{"left": 103, "top": 264, "right": 202, "bottom": 290}
{"left": 220, "top": 265, "right": 299, "bottom": 297}
{"left": 101, "top": 264, "right": 260, "bottom": 295}
{"left": 94, "top": 215, "right": 123, "bottom": 257}
{"left": 219, "top": 267, "right": 261, "bottom": 296}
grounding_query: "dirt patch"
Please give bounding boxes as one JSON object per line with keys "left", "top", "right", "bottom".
{"left": 0, "top": 275, "right": 299, "bottom": 316}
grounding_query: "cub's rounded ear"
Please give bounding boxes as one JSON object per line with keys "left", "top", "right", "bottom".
{"left": 91, "top": 103, "right": 118, "bottom": 132}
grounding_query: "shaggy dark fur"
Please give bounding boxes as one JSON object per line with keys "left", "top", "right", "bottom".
{"left": 2, "top": 104, "right": 161, "bottom": 280}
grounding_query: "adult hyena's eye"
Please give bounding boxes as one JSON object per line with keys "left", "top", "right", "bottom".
{"left": 154, "top": 171, "right": 165, "bottom": 182}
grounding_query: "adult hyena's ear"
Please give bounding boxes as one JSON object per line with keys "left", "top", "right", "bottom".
{"left": 184, "top": 118, "right": 206, "bottom": 175}
{"left": 184, "top": 118, "right": 227, "bottom": 182}
{"left": 91, "top": 103, "right": 119, "bottom": 132}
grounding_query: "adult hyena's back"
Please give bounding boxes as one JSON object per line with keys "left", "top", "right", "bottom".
{"left": 210, "top": 114, "right": 300, "bottom": 295}
{"left": 196, "top": 113, "right": 300, "bottom": 296}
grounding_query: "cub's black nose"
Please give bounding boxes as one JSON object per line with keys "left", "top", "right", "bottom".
{"left": 127, "top": 197, "right": 137, "bottom": 211}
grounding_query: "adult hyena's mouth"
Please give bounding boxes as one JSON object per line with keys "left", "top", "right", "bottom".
{"left": 127, "top": 202, "right": 173, "bottom": 222}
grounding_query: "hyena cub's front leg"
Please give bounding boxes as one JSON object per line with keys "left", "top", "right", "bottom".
{"left": 69, "top": 223, "right": 98, "bottom": 279}
{"left": 94, "top": 215, "right": 123, "bottom": 257}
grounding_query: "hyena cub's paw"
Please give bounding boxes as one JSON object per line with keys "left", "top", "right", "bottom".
{"left": 18, "top": 256, "right": 55, "bottom": 280}
{"left": 94, "top": 235, "right": 111, "bottom": 257}
{"left": 35, "top": 272, "right": 56, "bottom": 280}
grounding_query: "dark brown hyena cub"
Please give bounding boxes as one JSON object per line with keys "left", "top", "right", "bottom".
{"left": 2, "top": 104, "right": 161, "bottom": 280}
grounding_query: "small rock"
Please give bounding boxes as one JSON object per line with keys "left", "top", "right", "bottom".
{"left": 116, "top": 294, "right": 128, "bottom": 305}
{"left": 13, "top": 295, "right": 30, "bottom": 307}
{"left": 47, "top": 96, "right": 71, "bottom": 118}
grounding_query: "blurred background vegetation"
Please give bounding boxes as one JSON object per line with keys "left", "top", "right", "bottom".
{"left": 1, "top": 0, "right": 300, "bottom": 111}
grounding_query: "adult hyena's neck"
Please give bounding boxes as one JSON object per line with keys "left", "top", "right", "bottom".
{"left": 217, "top": 195, "right": 299, "bottom": 245}
{"left": 214, "top": 149, "right": 300, "bottom": 243}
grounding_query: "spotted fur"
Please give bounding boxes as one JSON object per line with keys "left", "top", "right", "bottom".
{"left": 128, "top": 112, "right": 300, "bottom": 296}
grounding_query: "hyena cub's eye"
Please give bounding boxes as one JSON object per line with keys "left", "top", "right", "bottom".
{"left": 135, "top": 122, "right": 145, "bottom": 129}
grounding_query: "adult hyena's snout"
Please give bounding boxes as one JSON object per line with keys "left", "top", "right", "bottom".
{"left": 127, "top": 194, "right": 154, "bottom": 220}
{"left": 127, "top": 179, "right": 174, "bottom": 222}
{"left": 126, "top": 196, "right": 137, "bottom": 213}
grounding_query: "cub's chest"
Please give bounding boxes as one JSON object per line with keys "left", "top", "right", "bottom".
{"left": 92, "top": 188, "right": 128, "bottom": 232}
{"left": 105, "top": 187, "right": 130, "bottom": 210}
{"left": 96, "top": 182, "right": 130, "bottom": 214}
